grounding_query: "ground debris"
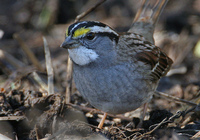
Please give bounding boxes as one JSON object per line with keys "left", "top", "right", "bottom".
{"left": 0, "top": 0, "right": 200, "bottom": 139}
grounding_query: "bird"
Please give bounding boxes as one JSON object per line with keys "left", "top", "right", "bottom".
{"left": 60, "top": 0, "right": 173, "bottom": 129}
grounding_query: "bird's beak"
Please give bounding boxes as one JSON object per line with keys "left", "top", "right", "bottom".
{"left": 60, "top": 36, "right": 78, "bottom": 49}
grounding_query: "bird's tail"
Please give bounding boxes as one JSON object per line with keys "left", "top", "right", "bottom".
{"left": 128, "top": 0, "right": 168, "bottom": 44}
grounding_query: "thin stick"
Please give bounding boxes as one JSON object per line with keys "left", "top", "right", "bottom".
{"left": 67, "top": 103, "right": 132, "bottom": 121}
{"left": 0, "top": 116, "right": 25, "bottom": 121}
{"left": 43, "top": 37, "right": 54, "bottom": 95}
{"left": 52, "top": 116, "right": 57, "bottom": 134}
{"left": 0, "top": 134, "right": 12, "bottom": 140}
{"left": 75, "top": 0, "right": 107, "bottom": 22}
{"left": 191, "top": 130, "right": 200, "bottom": 139}
{"left": 147, "top": 118, "right": 167, "bottom": 134}
{"left": 32, "top": 71, "right": 48, "bottom": 92}
{"left": 155, "top": 91, "right": 197, "bottom": 107}
{"left": 13, "top": 33, "right": 44, "bottom": 72}
{"left": 136, "top": 118, "right": 167, "bottom": 139}
{"left": 98, "top": 113, "right": 107, "bottom": 129}
{"left": 65, "top": 57, "right": 73, "bottom": 103}
{"left": 34, "top": 125, "right": 39, "bottom": 140}
{"left": 0, "top": 49, "right": 25, "bottom": 69}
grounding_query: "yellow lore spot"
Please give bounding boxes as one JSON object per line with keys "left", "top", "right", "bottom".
{"left": 65, "top": 28, "right": 68, "bottom": 37}
{"left": 73, "top": 28, "right": 91, "bottom": 38}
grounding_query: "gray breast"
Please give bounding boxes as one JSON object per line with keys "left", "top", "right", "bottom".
{"left": 73, "top": 63, "right": 156, "bottom": 114}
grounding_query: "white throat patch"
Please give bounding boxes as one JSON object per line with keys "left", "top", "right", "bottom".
{"left": 68, "top": 46, "right": 99, "bottom": 66}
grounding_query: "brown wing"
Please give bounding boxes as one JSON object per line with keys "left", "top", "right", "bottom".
{"left": 136, "top": 46, "right": 173, "bottom": 81}
{"left": 118, "top": 33, "right": 173, "bottom": 81}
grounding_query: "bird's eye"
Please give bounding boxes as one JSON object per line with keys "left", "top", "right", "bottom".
{"left": 86, "top": 33, "right": 95, "bottom": 40}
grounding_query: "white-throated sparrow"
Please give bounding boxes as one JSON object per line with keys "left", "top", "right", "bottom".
{"left": 61, "top": 0, "right": 173, "bottom": 128}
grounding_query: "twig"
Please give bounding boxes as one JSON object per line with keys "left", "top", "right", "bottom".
{"left": 43, "top": 37, "right": 54, "bottom": 95}
{"left": 155, "top": 91, "right": 197, "bottom": 107}
{"left": 0, "top": 49, "right": 25, "bottom": 70}
{"left": 67, "top": 103, "right": 132, "bottom": 121}
{"left": 32, "top": 72, "right": 48, "bottom": 92}
{"left": 110, "top": 126, "right": 128, "bottom": 138}
{"left": 34, "top": 125, "right": 39, "bottom": 140}
{"left": 0, "top": 134, "right": 12, "bottom": 140}
{"left": 166, "top": 110, "right": 183, "bottom": 122}
{"left": 136, "top": 118, "right": 167, "bottom": 139}
{"left": 52, "top": 115, "right": 57, "bottom": 134}
{"left": 75, "top": 0, "right": 107, "bottom": 22}
{"left": 191, "top": 130, "right": 200, "bottom": 139}
{"left": 166, "top": 66, "right": 187, "bottom": 76}
{"left": 148, "top": 110, "right": 183, "bottom": 131}
{"left": 39, "top": 137, "right": 49, "bottom": 140}
{"left": 13, "top": 33, "right": 44, "bottom": 72}
{"left": 65, "top": 0, "right": 107, "bottom": 104}
{"left": 0, "top": 116, "right": 25, "bottom": 121}
{"left": 65, "top": 57, "right": 73, "bottom": 104}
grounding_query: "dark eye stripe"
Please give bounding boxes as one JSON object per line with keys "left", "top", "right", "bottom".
{"left": 97, "top": 32, "right": 119, "bottom": 43}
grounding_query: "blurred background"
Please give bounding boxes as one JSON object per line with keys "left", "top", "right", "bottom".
{"left": 0, "top": 0, "right": 200, "bottom": 139}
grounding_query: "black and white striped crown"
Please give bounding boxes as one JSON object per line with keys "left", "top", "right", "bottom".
{"left": 66, "top": 21, "right": 119, "bottom": 41}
